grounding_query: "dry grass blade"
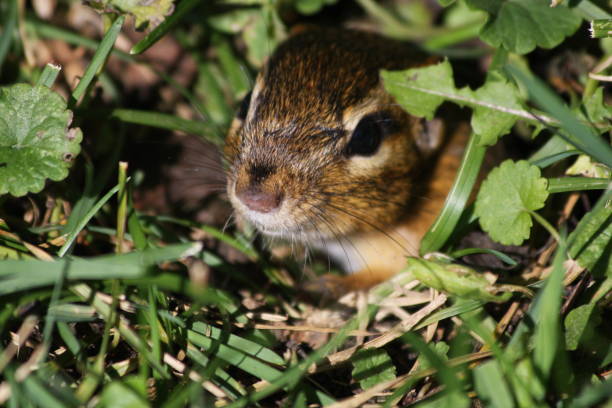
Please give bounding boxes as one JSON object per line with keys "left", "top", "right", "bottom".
{"left": 315, "top": 294, "right": 447, "bottom": 372}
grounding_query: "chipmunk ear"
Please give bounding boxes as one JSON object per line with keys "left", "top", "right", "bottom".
{"left": 412, "top": 117, "right": 444, "bottom": 156}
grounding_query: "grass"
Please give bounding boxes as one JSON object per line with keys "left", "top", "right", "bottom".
{"left": 0, "top": 0, "right": 611, "bottom": 407}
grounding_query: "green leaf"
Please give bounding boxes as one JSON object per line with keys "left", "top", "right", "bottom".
{"left": 382, "top": 61, "right": 454, "bottom": 120}
{"left": 506, "top": 64, "right": 612, "bottom": 169}
{"left": 0, "top": 84, "right": 82, "bottom": 197}
{"left": 407, "top": 257, "right": 512, "bottom": 302}
{"left": 473, "top": 360, "right": 514, "bottom": 408}
{"left": 242, "top": 8, "right": 284, "bottom": 68}
{"left": 475, "top": 160, "right": 549, "bottom": 245}
{"left": 590, "top": 19, "right": 612, "bottom": 38}
{"left": 533, "top": 241, "right": 567, "bottom": 383}
{"left": 469, "top": 0, "right": 581, "bottom": 54}
{"left": 130, "top": 0, "right": 199, "bottom": 54}
{"left": 565, "top": 303, "right": 601, "bottom": 351}
{"left": 382, "top": 60, "right": 524, "bottom": 146}
{"left": 566, "top": 155, "right": 611, "bottom": 179}
{"left": 351, "top": 348, "right": 397, "bottom": 390}
{"left": 464, "top": 0, "right": 500, "bottom": 15}
{"left": 570, "top": 377, "right": 612, "bottom": 408}
{"left": 568, "top": 190, "right": 612, "bottom": 275}
{"left": 295, "top": 0, "right": 339, "bottom": 15}
{"left": 100, "top": 381, "right": 148, "bottom": 408}
{"left": 401, "top": 333, "right": 470, "bottom": 408}
{"left": 584, "top": 87, "right": 611, "bottom": 124}
{"left": 416, "top": 342, "right": 449, "bottom": 371}
{"left": 86, "top": 0, "right": 175, "bottom": 30}
{"left": 470, "top": 75, "right": 523, "bottom": 145}
{"left": 207, "top": 8, "right": 258, "bottom": 34}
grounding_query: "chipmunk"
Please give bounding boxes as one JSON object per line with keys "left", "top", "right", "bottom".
{"left": 224, "top": 28, "right": 468, "bottom": 295}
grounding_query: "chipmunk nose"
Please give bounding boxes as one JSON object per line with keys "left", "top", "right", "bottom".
{"left": 236, "top": 185, "right": 283, "bottom": 213}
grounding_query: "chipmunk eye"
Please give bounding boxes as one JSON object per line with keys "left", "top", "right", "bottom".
{"left": 345, "top": 112, "right": 391, "bottom": 157}
{"left": 237, "top": 91, "right": 252, "bottom": 120}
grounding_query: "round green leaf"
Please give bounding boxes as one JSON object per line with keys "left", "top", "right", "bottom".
{"left": 475, "top": 160, "right": 549, "bottom": 245}
{"left": 478, "top": 0, "right": 581, "bottom": 54}
{"left": 0, "top": 84, "right": 82, "bottom": 197}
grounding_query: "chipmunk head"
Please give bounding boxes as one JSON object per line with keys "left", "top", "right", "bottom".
{"left": 224, "top": 29, "right": 440, "bottom": 242}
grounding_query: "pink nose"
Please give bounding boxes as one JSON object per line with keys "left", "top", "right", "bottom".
{"left": 236, "top": 186, "right": 282, "bottom": 213}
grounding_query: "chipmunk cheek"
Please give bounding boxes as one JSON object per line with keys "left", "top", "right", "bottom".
{"left": 345, "top": 142, "right": 393, "bottom": 176}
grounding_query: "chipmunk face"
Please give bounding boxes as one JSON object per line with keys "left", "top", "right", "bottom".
{"left": 225, "top": 29, "right": 434, "bottom": 242}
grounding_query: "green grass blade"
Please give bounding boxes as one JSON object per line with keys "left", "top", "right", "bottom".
{"left": 528, "top": 135, "right": 571, "bottom": 164}
{"left": 21, "top": 376, "right": 69, "bottom": 408}
{"left": 506, "top": 64, "right": 612, "bottom": 168}
{"left": 147, "top": 289, "right": 163, "bottom": 371}
{"left": 568, "top": 189, "right": 612, "bottom": 252}
{"left": 186, "top": 348, "right": 247, "bottom": 398}
{"left": 188, "top": 330, "right": 283, "bottom": 382}
{"left": 224, "top": 311, "right": 364, "bottom": 408}
{"left": 415, "top": 299, "right": 484, "bottom": 330}
{"left": 70, "top": 283, "right": 170, "bottom": 379}
{"left": 570, "top": 377, "right": 612, "bottom": 408}
{"left": 110, "top": 109, "right": 223, "bottom": 146}
{"left": 533, "top": 240, "right": 567, "bottom": 383}
{"left": 128, "top": 210, "right": 148, "bottom": 250}
{"left": 156, "top": 216, "right": 259, "bottom": 260}
{"left": 401, "top": 332, "right": 469, "bottom": 406}
{"left": 547, "top": 177, "right": 611, "bottom": 193}
{"left": 191, "top": 322, "right": 284, "bottom": 365}
{"left": 130, "top": 0, "right": 201, "bottom": 55}
{"left": 0, "top": 242, "right": 200, "bottom": 295}
{"left": 58, "top": 180, "right": 125, "bottom": 257}
{"left": 420, "top": 132, "right": 486, "bottom": 254}
{"left": 450, "top": 247, "right": 518, "bottom": 266}
{"left": 473, "top": 361, "right": 515, "bottom": 408}
{"left": 575, "top": 0, "right": 612, "bottom": 20}
{"left": 36, "top": 63, "right": 62, "bottom": 87}
{"left": 214, "top": 37, "right": 251, "bottom": 97}
{"left": 49, "top": 304, "right": 96, "bottom": 322}
{"left": 71, "top": 15, "right": 125, "bottom": 104}
{"left": 530, "top": 150, "right": 580, "bottom": 168}
{"left": 26, "top": 19, "right": 132, "bottom": 61}
{"left": 57, "top": 321, "right": 82, "bottom": 356}
{"left": 0, "top": 0, "right": 18, "bottom": 72}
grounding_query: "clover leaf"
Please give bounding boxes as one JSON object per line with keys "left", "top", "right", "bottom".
{"left": 475, "top": 160, "right": 549, "bottom": 245}
{"left": 86, "top": 0, "right": 175, "bottom": 30}
{"left": 382, "top": 60, "right": 524, "bottom": 146}
{"left": 465, "top": 0, "right": 581, "bottom": 54}
{"left": 351, "top": 348, "right": 397, "bottom": 390}
{"left": 0, "top": 84, "right": 82, "bottom": 197}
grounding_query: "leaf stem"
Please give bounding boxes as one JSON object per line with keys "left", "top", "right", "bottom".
{"left": 528, "top": 210, "right": 561, "bottom": 244}
{"left": 116, "top": 162, "right": 128, "bottom": 254}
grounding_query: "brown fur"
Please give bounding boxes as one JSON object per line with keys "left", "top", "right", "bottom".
{"left": 225, "top": 28, "right": 465, "bottom": 294}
